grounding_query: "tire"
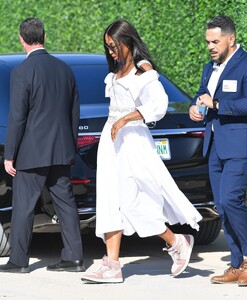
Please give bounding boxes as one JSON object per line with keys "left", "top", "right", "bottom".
{"left": 194, "top": 219, "right": 222, "bottom": 245}
{"left": 0, "top": 223, "right": 10, "bottom": 257}
{"left": 168, "top": 218, "right": 222, "bottom": 245}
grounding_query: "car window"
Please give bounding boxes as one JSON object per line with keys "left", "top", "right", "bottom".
{"left": 0, "top": 66, "right": 10, "bottom": 125}
{"left": 0, "top": 66, "right": 10, "bottom": 144}
{"left": 70, "top": 64, "right": 109, "bottom": 105}
{"left": 159, "top": 74, "right": 191, "bottom": 103}
{"left": 70, "top": 62, "right": 191, "bottom": 109}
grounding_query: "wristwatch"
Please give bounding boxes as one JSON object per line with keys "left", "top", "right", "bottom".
{"left": 212, "top": 98, "right": 219, "bottom": 110}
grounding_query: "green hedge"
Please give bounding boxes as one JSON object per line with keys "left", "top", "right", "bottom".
{"left": 0, "top": 0, "right": 246, "bottom": 97}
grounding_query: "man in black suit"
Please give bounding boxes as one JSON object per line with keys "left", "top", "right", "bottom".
{"left": 0, "top": 18, "right": 84, "bottom": 273}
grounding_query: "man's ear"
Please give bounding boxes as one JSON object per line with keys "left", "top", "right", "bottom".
{"left": 229, "top": 34, "right": 235, "bottom": 47}
{"left": 19, "top": 35, "right": 25, "bottom": 46}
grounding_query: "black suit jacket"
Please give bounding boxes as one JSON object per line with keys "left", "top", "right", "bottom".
{"left": 4, "top": 49, "right": 80, "bottom": 170}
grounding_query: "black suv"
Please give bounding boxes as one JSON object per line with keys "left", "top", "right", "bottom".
{"left": 0, "top": 53, "right": 220, "bottom": 256}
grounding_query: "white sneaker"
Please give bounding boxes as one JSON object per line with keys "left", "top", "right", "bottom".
{"left": 163, "top": 234, "right": 194, "bottom": 277}
{"left": 81, "top": 256, "right": 123, "bottom": 284}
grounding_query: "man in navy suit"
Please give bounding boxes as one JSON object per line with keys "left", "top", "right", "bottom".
{"left": 0, "top": 18, "right": 84, "bottom": 273}
{"left": 189, "top": 15, "right": 247, "bottom": 286}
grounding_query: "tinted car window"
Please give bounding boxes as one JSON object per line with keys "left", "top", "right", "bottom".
{"left": 71, "top": 63, "right": 191, "bottom": 108}
{"left": 0, "top": 65, "right": 10, "bottom": 144}
{"left": 70, "top": 64, "right": 108, "bottom": 105}
{"left": 159, "top": 75, "right": 191, "bottom": 103}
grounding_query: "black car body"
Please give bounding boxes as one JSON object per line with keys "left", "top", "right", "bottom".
{"left": 0, "top": 53, "right": 220, "bottom": 256}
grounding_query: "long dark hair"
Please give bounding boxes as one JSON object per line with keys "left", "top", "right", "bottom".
{"left": 103, "top": 19, "right": 157, "bottom": 73}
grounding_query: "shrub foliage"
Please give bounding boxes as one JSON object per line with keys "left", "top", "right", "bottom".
{"left": 0, "top": 0, "right": 246, "bottom": 96}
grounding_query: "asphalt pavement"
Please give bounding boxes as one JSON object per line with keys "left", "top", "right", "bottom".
{"left": 0, "top": 230, "right": 247, "bottom": 300}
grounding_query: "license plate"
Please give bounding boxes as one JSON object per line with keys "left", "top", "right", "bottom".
{"left": 155, "top": 139, "right": 171, "bottom": 160}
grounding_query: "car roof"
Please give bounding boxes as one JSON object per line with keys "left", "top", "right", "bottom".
{"left": 0, "top": 53, "right": 107, "bottom": 69}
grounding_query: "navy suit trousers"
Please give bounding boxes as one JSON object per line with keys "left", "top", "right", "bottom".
{"left": 209, "top": 139, "right": 247, "bottom": 268}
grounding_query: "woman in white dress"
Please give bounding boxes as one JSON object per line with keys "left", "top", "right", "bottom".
{"left": 81, "top": 19, "right": 202, "bottom": 284}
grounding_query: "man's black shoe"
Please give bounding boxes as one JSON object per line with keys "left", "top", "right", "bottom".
{"left": 0, "top": 261, "right": 30, "bottom": 273}
{"left": 46, "top": 260, "right": 85, "bottom": 272}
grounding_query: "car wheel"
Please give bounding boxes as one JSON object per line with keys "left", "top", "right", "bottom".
{"left": 168, "top": 218, "right": 222, "bottom": 245}
{"left": 193, "top": 219, "right": 222, "bottom": 245}
{"left": 0, "top": 223, "right": 10, "bottom": 257}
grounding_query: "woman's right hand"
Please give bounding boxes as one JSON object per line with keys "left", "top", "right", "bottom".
{"left": 111, "top": 118, "right": 127, "bottom": 141}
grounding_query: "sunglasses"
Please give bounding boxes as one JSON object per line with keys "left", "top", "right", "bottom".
{"left": 104, "top": 43, "right": 118, "bottom": 52}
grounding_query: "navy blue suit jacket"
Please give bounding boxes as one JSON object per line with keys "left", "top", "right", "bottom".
{"left": 192, "top": 46, "right": 247, "bottom": 159}
{"left": 4, "top": 49, "right": 80, "bottom": 170}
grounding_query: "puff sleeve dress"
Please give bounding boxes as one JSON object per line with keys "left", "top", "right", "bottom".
{"left": 96, "top": 63, "right": 202, "bottom": 241}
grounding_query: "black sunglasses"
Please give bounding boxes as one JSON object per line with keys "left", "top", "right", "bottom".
{"left": 104, "top": 43, "right": 118, "bottom": 52}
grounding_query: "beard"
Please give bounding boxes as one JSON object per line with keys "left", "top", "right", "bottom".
{"left": 216, "top": 48, "right": 229, "bottom": 64}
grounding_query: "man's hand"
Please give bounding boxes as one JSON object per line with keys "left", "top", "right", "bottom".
{"left": 196, "top": 93, "right": 214, "bottom": 109}
{"left": 189, "top": 105, "right": 205, "bottom": 121}
{"left": 4, "top": 159, "right": 16, "bottom": 177}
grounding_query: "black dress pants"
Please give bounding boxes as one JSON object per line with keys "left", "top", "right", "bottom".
{"left": 9, "top": 165, "right": 83, "bottom": 266}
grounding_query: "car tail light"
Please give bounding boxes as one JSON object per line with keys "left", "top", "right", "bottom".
{"left": 71, "top": 179, "right": 90, "bottom": 184}
{"left": 186, "top": 131, "right": 205, "bottom": 138}
{"left": 77, "top": 136, "right": 100, "bottom": 148}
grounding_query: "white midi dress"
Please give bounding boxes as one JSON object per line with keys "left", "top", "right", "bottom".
{"left": 96, "top": 64, "right": 202, "bottom": 241}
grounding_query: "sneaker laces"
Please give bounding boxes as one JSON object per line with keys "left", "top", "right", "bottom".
{"left": 91, "top": 261, "right": 110, "bottom": 274}
{"left": 91, "top": 257, "right": 120, "bottom": 274}
{"left": 163, "top": 244, "right": 181, "bottom": 260}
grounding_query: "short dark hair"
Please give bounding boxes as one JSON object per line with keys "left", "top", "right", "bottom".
{"left": 19, "top": 18, "right": 45, "bottom": 45}
{"left": 206, "top": 15, "right": 236, "bottom": 36}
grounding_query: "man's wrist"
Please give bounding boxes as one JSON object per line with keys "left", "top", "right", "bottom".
{"left": 212, "top": 98, "right": 219, "bottom": 110}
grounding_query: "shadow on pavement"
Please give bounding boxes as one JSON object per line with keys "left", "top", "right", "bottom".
{"left": 29, "top": 229, "right": 230, "bottom": 274}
